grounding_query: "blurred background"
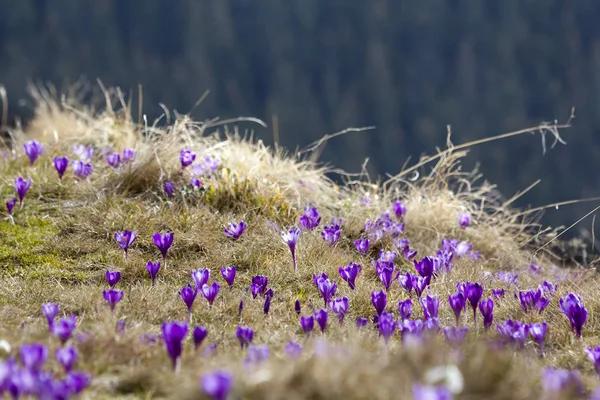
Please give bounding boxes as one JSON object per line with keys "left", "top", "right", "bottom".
{"left": 1, "top": 0, "right": 600, "bottom": 237}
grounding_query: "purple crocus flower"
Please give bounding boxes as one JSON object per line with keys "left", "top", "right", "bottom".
{"left": 146, "top": 261, "right": 161, "bottom": 286}
{"left": 299, "top": 206, "right": 321, "bottom": 230}
{"left": 539, "top": 281, "right": 558, "bottom": 297}
{"left": 190, "top": 177, "right": 202, "bottom": 189}
{"left": 496, "top": 320, "right": 529, "bottom": 348}
{"left": 492, "top": 288, "right": 505, "bottom": 298}
{"left": 23, "top": 140, "right": 43, "bottom": 165}
{"left": 193, "top": 326, "right": 208, "bottom": 349}
{"left": 192, "top": 268, "right": 211, "bottom": 290}
{"left": 541, "top": 367, "right": 584, "bottom": 395}
{"left": 376, "top": 261, "right": 395, "bottom": 292}
{"left": 479, "top": 298, "right": 494, "bottom": 330}
{"left": 397, "top": 271, "right": 414, "bottom": 294}
{"left": 398, "top": 299, "right": 412, "bottom": 320}
{"left": 281, "top": 227, "right": 300, "bottom": 272}
{"left": 116, "top": 320, "right": 126, "bottom": 334}
{"left": 161, "top": 321, "right": 188, "bottom": 371}
{"left": 179, "top": 284, "right": 197, "bottom": 316}
{"left": 263, "top": 289, "right": 273, "bottom": 315}
{"left": 220, "top": 266, "right": 236, "bottom": 289}
{"left": 106, "top": 152, "right": 121, "bottom": 168}
{"left": 200, "top": 370, "right": 233, "bottom": 400}
{"left": 412, "top": 384, "right": 453, "bottom": 400}
{"left": 412, "top": 275, "right": 431, "bottom": 298}
{"left": 236, "top": 326, "right": 254, "bottom": 348}
{"left": 295, "top": 299, "right": 301, "bottom": 315}
{"left": 354, "top": 238, "right": 370, "bottom": 255}
{"left": 180, "top": 149, "right": 196, "bottom": 168}
{"left": 420, "top": 295, "right": 440, "bottom": 320}
{"left": 56, "top": 346, "right": 78, "bottom": 372}
{"left": 72, "top": 160, "right": 93, "bottom": 180}
{"left": 14, "top": 177, "right": 31, "bottom": 206}
{"left": 393, "top": 200, "right": 407, "bottom": 219}
{"left": 65, "top": 372, "right": 92, "bottom": 394}
{"left": 73, "top": 144, "right": 93, "bottom": 161}
{"left": 164, "top": 181, "right": 175, "bottom": 198}
{"left": 530, "top": 322, "right": 547, "bottom": 356}
{"left": 317, "top": 278, "right": 337, "bottom": 307}
{"left": 6, "top": 197, "right": 16, "bottom": 216}
{"left": 448, "top": 293, "right": 466, "bottom": 325}
{"left": 458, "top": 212, "right": 471, "bottom": 227}
{"left": 103, "top": 289, "right": 124, "bottom": 312}
{"left": 53, "top": 315, "right": 77, "bottom": 344}
{"left": 114, "top": 230, "right": 137, "bottom": 258}
{"left": 238, "top": 300, "right": 244, "bottom": 316}
{"left": 414, "top": 257, "right": 434, "bottom": 278}
{"left": 313, "top": 272, "right": 328, "bottom": 287}
{"left": 201, "top": 282, "right": 221, "bottom": 307}
{"left": 300, "top": 316, "right": 314, "bottom": 336}
{"left": 153, "top": 232, "right": 174, "bottom": 262}
{"left": 53, "top": 156, "right": 69, "bottom": 179}
{"left": 224, "top": 221, "right": 247, "bottom": 241}
{"left": 314, "top": 309, "right": 329, "bottom": 333}
{"left": 330, "top": 296, "right": 349, "bottom": 323}
{"left": 19, "top": 343, "right": 48, "bottom": 372}
{"left": 105, "top": 270, "right": 121, "bottom": 288}
{"left": 378, "top": 312, "right": 396, "bottom": 345}
{"left": 249, "top": 275, "right": 269, "bottom": 298}
{"left": 585, "top": 346, "right": 600, "bottom": 376}
{"left": 321, "top": 221, "right": 342, "bottom": 246}
{"left": 443, "top": 326, "right": 469, "bottom": 348}
{"left": 42, "top": 302, "right": 59, "bottom": 330}
{"left": 122, "top": 148, "right": 136, "bottom": 163}
{"left": 400, "top": 319, "right": 424, "bottom": 341}
{"left": 496, "top": 270, "right": 518, "bottom": 285}
{"left": 285, "top": 341, "right": 303, "bottom": 359}
{"left": 559, "top": 293, "right": 588, "bottom": 338}
{"left": 245, "top": 345, "right": 270, "bottom": 365}
{"left": 519, "top": 289, "right": 549, "bottom": 314}
{"left": 339, "top": 262, "right": 360, "bottom": 290}
{"left": 371, "top": 290, "right": 387, "bottom": 316}
{"left": 464, "top": 282, "right": 483, "bottom": 326}
{"left": 356, "top": 317, "right": 368, "bottom": 328}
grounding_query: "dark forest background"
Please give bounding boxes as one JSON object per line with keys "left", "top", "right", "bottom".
{"left": 2, "top": 0, "right": 600, "bottom": 236}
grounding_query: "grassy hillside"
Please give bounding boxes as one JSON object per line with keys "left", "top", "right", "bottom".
{"left": 0, "top": 86, "right": 599, "bottom": 399}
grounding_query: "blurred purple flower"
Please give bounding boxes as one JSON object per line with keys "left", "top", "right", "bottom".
{"left": 201, "top": 282, "right": 221, "bottom": 307}
{"left": 19, "top": 343, "right": 48, "bottom": 372}
{"left": 236, "top": 326, "right": 254, "bottom": 348}
{"left": 163, "top": 181, "right": 175, "bottom": 198}
{"left": 122, "top": 148, "right": 136, "bottom": 163}
{"left": 530, "top": 322, "right": 547, "bottom": 356}
{"left": 376, "top": 261, "right": 395, "bottom": 291}
{"left": 153, "top": 232, "right": 174, "bottom": 262}
{"left": 421, "top": 295, "right": 440, "bottom": 321}
{"left": 245, "top": 345, "right": 269, "bottom": 365}
{"left": 23, "top": 140, "right": 44, "bottom": 165}
{"left": 317, "top": 277, "right": 337, "bottom": 307}
{"left": 224, "top": 221, "right": 246, "bottom": 241}
{"left": 321, "top": 220, "right": 342, "bottom": 246}
{"left": 397, "top": 271, "right": 414, "bottom": 294}
{"left": 73, "top": 144, "right": 93, "bottom": 161}
{"left": 378, "top": 312, "right": 396, "bottom": 345}
{"left": 559, "top": 293, "right": 587, "bottom": 338}
{"left": 250, "top": 275, "right": 269, "bottom": 298}
{"left": 114, "top": 230, "right": 136, "bottom": 258}
{"left": 146, "top": 261, "right": 161, "bottom": 286}
{"left": 371, "top": 290, "right": 387, "bottom": 316}
{"left": 295, "top": 299, "right": 301, "bottom": 315}
{"left": 162, "top": 321, "right": 188, "bottom": 370}
{"left": 193, "top": 326, "right": 208, "bottom": 349}
{"left": 393, "top": 200, "right": 407, "bottom": 219}
{"left": 106, "top": 152, "right": 121, "bottom": 168}
{"left": 398, "top": 299, "right": 412, "bottom": 320}
{"left": 400, "top": 319, "right": 424, "bottom": 341}
{"left": 42, "top": 302, "right": 59, "bottom": 331}
{"left": 492, "top": 288, "right": 505, "bottom": 298}
{"left": 105, "top": 270, "right": 121, "bottom": 288}
{"left": 263, "top": 289, "right": 273, "bottom": 315}
{"left": 356, "top": 317, "right": 368, "bottom": 328}
{"left": 354, "top": 238, "right": 370, "bottom": 255}
{"left": 103, "top": 289, "right": 124, "bottom": 312}
{"left": 443, "top": 326, "right": 469, "bottom": 348}
{"left": 414, "top": 257, "right": 434, "bottom": 278}
{"left": 497, "top": 320, "right": 529, "bottom": 348}
{"left": 220, "top": 266, "right": 236, "bottom": 289}
{"left": 14, "top": 177, "right": 31, "bottom": 206}
{"left": 179, "top": 284, "right": 197, "bottom": 316}
{"left": 53, "top": 315, "right": 77, "bottom": 344}
{"left": 285, "top": 341, "right": 303, "bottom": 359}
{"left": 180, "top": 149, "right": 196, "bottom": 168}
{"left": 458, "top": 212, "right": 471, "bottom": 227}
{"left": 72, "top": 160, "right": 93, "bottom": 180}
{"left": 496, "top": 270, "right": 518, "bottom": 285}
{"left": 281, "top": 227, "right": 301, "bottom": 272}
{"left": 299, "top": 206, "right": 321, "bottom": 230}
{"left": 479, "top": 298, "right": 494, "bottom": 330}
{"left": 192, "top": 268, "right": 211, "bottom": 290}
{"left": 330, "top": 296, "right": 349, "bottom": 324}
{"left": 6, "top": 197, "right": 16, "bottom": 216}
{"left": 448, "top": 293, "right": 466, "bottom": 325}
{"left": 412, "top": 275, "right": 431, "bottom": 298}
{"left": 300, "top": 316, "right": 314, "bottom": 336}
{"left": 412, "top": 384, "right": 453, "bottom": 400}
{"left": 315, "top": 309, "right": 329, "bottom": 333}
{"left": 200, "top": 370, "right": 233, "bottom": 400}
{"left": 116, "top": 319, "right": 126, "bottom": 334}
{"left": 541, "top": 367, "right": 584, "bottom": 395}
{"left": 53, "top": 156, "right": 69, "bottom": 179}
{"left": 56, "top": 346, "right": 78, "bottom": 372}
{"left": 339, "top": 262, "right": 361, "bottom": 290}
{"left": 464, "top": 282, "right": 483, "bottom": 326}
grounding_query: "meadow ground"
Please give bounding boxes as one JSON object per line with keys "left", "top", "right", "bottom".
{"left": 0, "top": 86, "right": 599, "bottom": 399}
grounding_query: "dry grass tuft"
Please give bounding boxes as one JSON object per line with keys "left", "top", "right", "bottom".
{"left": 0, "top": 86, "right": 597, "bottom": 399}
